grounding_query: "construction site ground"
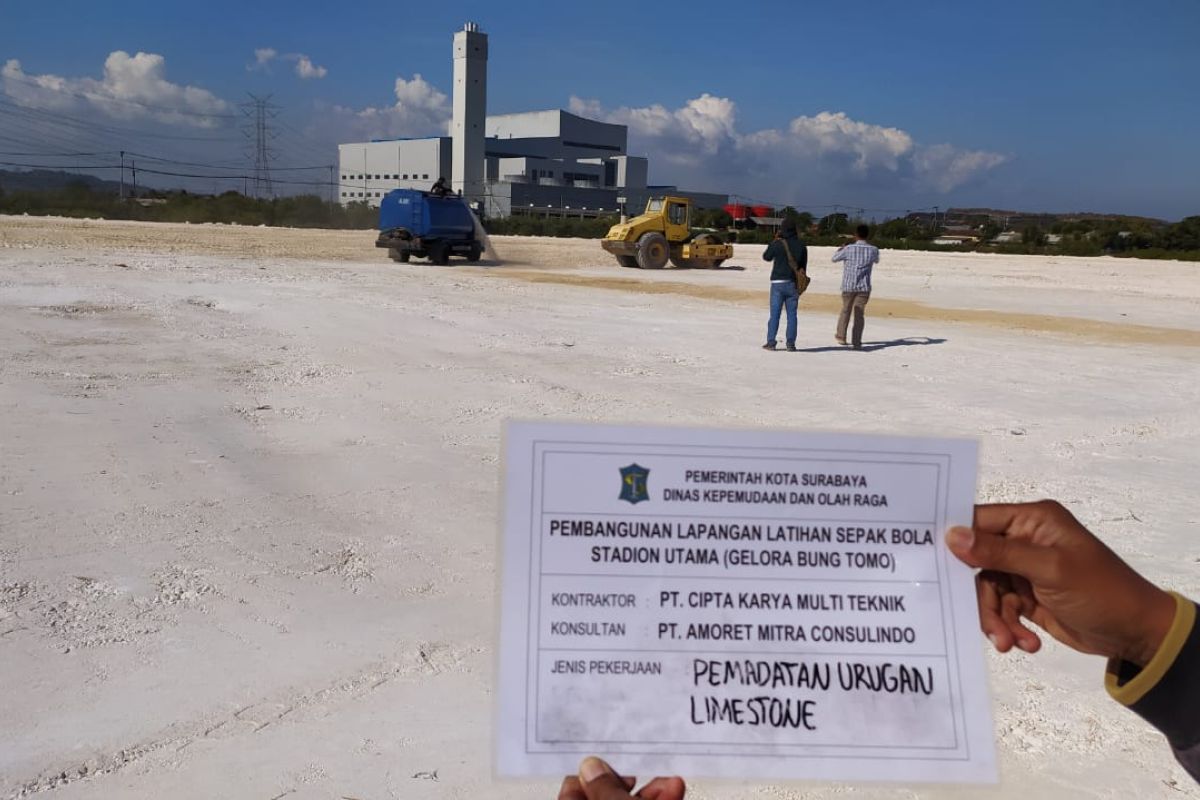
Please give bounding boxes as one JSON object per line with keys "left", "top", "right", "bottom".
{"left": 2, "top": 215, "right": 1198, "bottom": 799}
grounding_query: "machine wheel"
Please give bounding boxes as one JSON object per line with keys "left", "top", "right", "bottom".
{"left": 428, "top": 242, "right": 450, "bottom": 266}
{"left": 671, "top": 233, "right": 725, "bottom": 268}
{"left": 616, "top": 255, "right": 639, "bottom": 268}
{"left": 388, "top": 248, "right": 410, "bottom": 263}
{"left": 466, "top": 243, "right": 483, "bottom": 263}
{"left": 635, "top": 232, "right": 669, "bottom": 269}
{"left": 670, "top": 255, "right": 718, "bottom": 269}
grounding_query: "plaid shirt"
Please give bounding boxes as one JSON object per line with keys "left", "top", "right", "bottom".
{"left": 831, "top": 240, "right": 880, "bottom": 293}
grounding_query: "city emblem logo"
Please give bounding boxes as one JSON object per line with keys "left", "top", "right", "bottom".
{"left": 619, "top": 463, "right": 650, "bottom": 504}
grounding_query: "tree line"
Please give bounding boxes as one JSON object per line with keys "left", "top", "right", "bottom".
{"left": 1, "top": 181, "right": 1196, "bottom": 261}
{"left": 0, "top": 181, "right": 378, "bottom": 229}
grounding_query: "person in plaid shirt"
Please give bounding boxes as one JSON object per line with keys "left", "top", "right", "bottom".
{"left": 831, "top": 225, "right": 880, "bottom": 350}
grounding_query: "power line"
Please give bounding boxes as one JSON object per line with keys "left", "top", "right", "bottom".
{"left": 0, "top": 149, "right": 118, "bottom": 157}
{"left": 0, "top": 99, "right": 239, "bottom": 146}
{"left": 1, "top": 95, "right": 954, "bottom": 214}
{"left": 0, "top": 95, "right": 336, "bottom": 195}
{"left": 0, "top": 160, "right": 122, "bottom": 170}
{"left": 0, "top": 159, "right": 337, "bottom": 189}
{"left": 121, "top": 150, "right": 330, "bottom": 172}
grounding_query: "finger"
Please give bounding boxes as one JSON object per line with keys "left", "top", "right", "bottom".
{"left": 976, "top": 573, "right": 1015, "bottom": 652}
{"left": 1008, "top": 576, "right": 1047, "bottom": 652}
{"left": 560, "top": 776, "right": 586, "bottom": 800}
{"left": 579, "top": 757, "right": 636, "bottom": 800}
{"left": 974, "top": 501, "right": 1082, "bottom": 545}
{"left": 971, "top": 503, "right": 1027, "bottom": 535}
{"left": 946, "top": 526, "right": 1059, "bottom": 585}
{"left": 638, "top": 776, "right": 686, "bottom": 800}
{"left": 999, "top": 591, "right": 1042, "bottom": 653}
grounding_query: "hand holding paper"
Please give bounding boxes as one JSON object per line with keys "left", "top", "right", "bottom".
{"left": 556, "top": 757, "right": 686, "bottom": 800}
{"left": 947, "top": 501, "right": 1177, "bottom": 666}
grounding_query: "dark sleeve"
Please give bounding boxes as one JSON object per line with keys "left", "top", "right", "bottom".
{"left": 762, "top": 241, "right": 778, "bottom": 262}
{"left": 1106, "top": 593, "right": 1200, "bottom": 782}
{"left": 795, "top": 241, "right": 808, "bottom": 271}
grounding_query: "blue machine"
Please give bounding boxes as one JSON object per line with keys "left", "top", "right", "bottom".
{"left": 375, "top": 189, "right": 482, "bottom": 265}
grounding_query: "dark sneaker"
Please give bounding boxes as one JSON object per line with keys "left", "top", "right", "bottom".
{"left": 762, "top": 343, "right": 777, "bottom": 351}
{"left": 786, "top": 344, "right": 797, "bottom": 352}
{"left": 853, "top": 343, "right": 863, "bottom": 350}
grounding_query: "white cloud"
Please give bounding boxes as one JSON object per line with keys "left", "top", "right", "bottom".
{"left": 567, "top": 96, "right": 604, "bottom": 119}
{"left": 317, "top": 73, "right": 450, "bottom": 142}
{"left": 248, "top": 48, "right": 327, "bottom": 79}
{"left": 572, "top": 94, "right": 1006, "bottom": 197}
{"left": 251, "top": 47, "right": 278, "bottom": 69}
{"left": 913, "top": 143, "right": 1009, "bottom": 193}
{"left": 783, "top": 112, "right": 913, "bottom": 173}
{"left": 2, "top": 52, "right": 230, "bottom": 127}
{"left": 293, "top": 55, "right": 327, "bottom": 80}
{"left": 571, "top": 93, "right": 735, "bottom": 166}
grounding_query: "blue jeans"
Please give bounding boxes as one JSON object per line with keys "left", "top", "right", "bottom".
{"left": 767, "top": 281, "right": 799, "bottom": 346}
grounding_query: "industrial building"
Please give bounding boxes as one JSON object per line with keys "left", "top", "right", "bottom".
{"left": 337, "top": 23, "right": 726, "bottom": 218}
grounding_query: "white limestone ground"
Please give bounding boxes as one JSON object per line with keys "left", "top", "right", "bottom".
{"left": 1, "top": 216, "right": 1198, "bottom": 799}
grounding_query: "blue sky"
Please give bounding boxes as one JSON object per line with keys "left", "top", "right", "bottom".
{"left": 1, "top": 0, "right": 1197, "bottom": 219}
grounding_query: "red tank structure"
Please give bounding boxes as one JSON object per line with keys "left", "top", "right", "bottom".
{"left": 723, "top": 203, "right": 752, "bottom": 221}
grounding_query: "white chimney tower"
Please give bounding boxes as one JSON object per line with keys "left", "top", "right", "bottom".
{"left": 452, "top": 22, "right": 487, "bottom": 207}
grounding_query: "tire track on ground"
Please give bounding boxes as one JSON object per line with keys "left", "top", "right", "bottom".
{"left": 6, "top": 642, "right": 470, "bottom": 799}
{"left": 484, "top": 270, "right": 1200, "bottom": 348}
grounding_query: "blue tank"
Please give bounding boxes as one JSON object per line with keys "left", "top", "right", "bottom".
{"left": 378, "top": 189, "right": 475, "bottom": 238}
{"left": 375, "top": 189, "right": 482, "bottom": 265}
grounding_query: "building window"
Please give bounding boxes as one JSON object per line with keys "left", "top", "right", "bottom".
{"left": 422, "top": 174, "right": 429, "bottom": 180}
{"left": 341, "top": 174, "right": 347, "bottom": 180}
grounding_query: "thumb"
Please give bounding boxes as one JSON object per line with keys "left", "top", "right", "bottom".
{"left": 579, "top": 757, "right": 635, "bottom": 800}
{"left": 946, "top": 527, "right": 1057, "bottom": 584}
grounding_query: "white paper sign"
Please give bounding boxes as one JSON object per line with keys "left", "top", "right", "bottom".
{"left": 496, "top": 422, "right": 995, "bottom": 784}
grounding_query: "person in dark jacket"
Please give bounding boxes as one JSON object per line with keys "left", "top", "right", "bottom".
{"left": 947, "top": 500, "right": 1199, "bottom": 782}
{"left": 760, "top": 219, "right": 807, "bottom": 351}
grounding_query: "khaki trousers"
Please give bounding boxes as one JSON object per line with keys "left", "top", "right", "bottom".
{"left": 837, "top": 291, "right": 870, "bottom": 346}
